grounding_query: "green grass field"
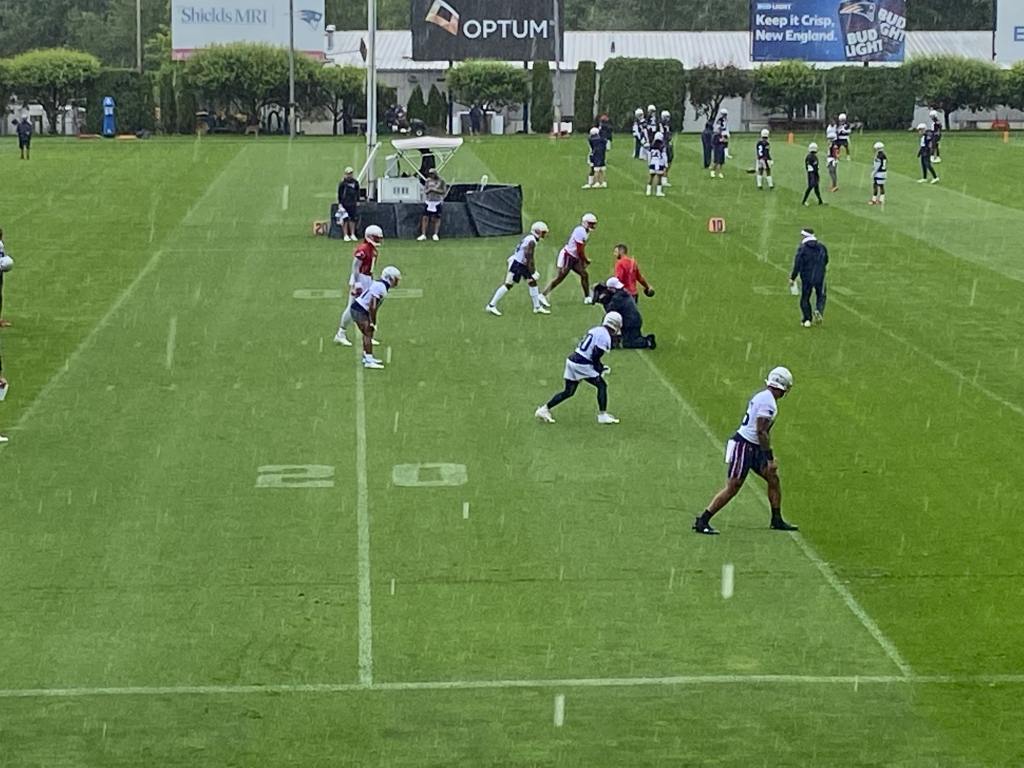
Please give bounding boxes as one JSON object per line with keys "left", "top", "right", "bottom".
{"left": 1, "top": 129, "right": 1023, "bottom": 767}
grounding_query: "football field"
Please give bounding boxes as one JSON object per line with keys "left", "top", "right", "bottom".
{"left": 1, "top": 131, "right": 1023, "bottom": 766}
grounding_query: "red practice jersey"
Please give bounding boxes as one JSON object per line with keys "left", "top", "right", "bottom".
{"left": 614, "top": 256, "right": 645, "bottom": 297}
{"left": 354, "top": 241, "right": 378, "bottom": 276}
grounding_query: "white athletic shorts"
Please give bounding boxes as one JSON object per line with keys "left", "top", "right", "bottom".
{"left": 873, "top": 173, "right": 887, "bottom": 184}
{"left": 556, "top": 249, "right": 580, "bottom": 270}
{"left": 757, "top": 158, "right": 770, "bottom": 172}
{"left": 564, "top": 359, "right": 600, "bottom": 382}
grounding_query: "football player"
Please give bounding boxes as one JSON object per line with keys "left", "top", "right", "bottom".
{"left": 801, "top": 143, "right": 824, "bottom": 206}
{"left": 535, "top": 311, "right": 622, "bottom": 425}
{"left": 836, "top": 112, "right": 851, "bottom": 159}
{"left": 714, "top": 108, "right": 731, "bottom": 160}
{"left": 755, "top": 128, "right": 774, "bottom": 190}
{"left": 486, "top": 221, "right": 550, "bottom": 316}
{"left": 825, "top": 117, "right": 838, "bottom": 144}
{"left": 710, "top": 129, "right": 728, "bottom": 179}
{"left": 916, "top": 123, "right": 939, "bottom": 184}
{"left": 350, "top": 266, "right": 401, "bottom": 369}
{"left": 826, "top": 139, "right": 841, "bottom": 192}
{"left": 869, "top": 141, "right": 887, "bottom": 206}
{"left": 632, "top": 108, "right": 645, "bottom": 159}
{"left": 583, "top": 126, "right": 608, "bottom": 189}
{"left": 334, "top": 225, "right": 384, "bottom": 346}
{"left": 693, "top": 366, "right": 799, "bottom": 535}
{"left": 646, "top": 132, "right": 667, "bottom": 197}
{"left": 929, "top": 109, "right": 942, "bottom": 162}
{"left": 542, "top": 213, "right": 597, "bottom": 305}
{"left": 659, "top": 110, "right": 674, "bottom": 187}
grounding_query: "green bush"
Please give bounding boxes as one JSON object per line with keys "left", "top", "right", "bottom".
{"left": 573, "top": 60, "right": 597, "bottom": 131}
{"left": 426, "top": 84, "right": 447, "bottom": 131}
{"left": 84, "top": 68, "right": 156, "bottom": 134}
{"left": 7, "top": 48, "right": 101, "bottom": 134}
{"left": 597, "top": 58, "right": 685, "bottom": 131}
{"left": 688, "top": 65, "right": 752, "bottom": 121}
{"left": 753, "top": 60, "right": 822, "bottom": 123}
{"left": 905, "top": 55, "right": 1003, "bottom": 128}
{"left": 447, "top": 60, "right": 529, "bottom": 109}
{"left": 406, "top": 84, "right": 428, "bottom": 123}
{"left": 824, "top": 67, "right": 913, "bottom": 129}
{"left": 530, "top": 60, "right": 554, "bottom": 134}
{"left": 1006, "top": 61, "right": 1024, "bottom": 111}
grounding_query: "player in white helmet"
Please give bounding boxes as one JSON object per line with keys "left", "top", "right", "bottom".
{"left": 542, "top": 213, "right": 597, "bottom": 305}
{"left": 755, "top": 128, "right": 774, "bottom": 190}
{"left": 917, "top": 123, "right": 939, "bottom": 183}
{"left": 350, "top": 266, "right": 401, "bottom": 369}
{"left": 334, "top": 224, "right": 384, "bottom": 346}
{"left": 584, "top": 126, "right": 609, "bottom": 188}
{"left": 693, "top": 366, "right": 799, "bottom": 534}
{"left": 928, "top": 109, "right": 942, "bottom": 162}
{"left": 801, "top": 143, "right": 823, "bottom": 206}
{"left": 869, "top": 141, "right": 887, "bottom": 206}
{"left": 535, "top": 312, "right": 622, "bottom": 425}
{"left": 836, "top": 112, "right": 851, "bottom": 159}
{"left": 632, "top": 108, "right": 646, "bottom": 159}
{"left": 486, "top": 221, "right": 550, "bottom": 316}
{"left": 646, "top": 131, "right": 667, "bottom": 197}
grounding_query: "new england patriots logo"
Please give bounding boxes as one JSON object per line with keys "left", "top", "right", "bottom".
{"left": 838, "top": 1, "right": 876, "bottom": 22}
{"left": 299, "top": 9, "right": 323, "bottom": 29}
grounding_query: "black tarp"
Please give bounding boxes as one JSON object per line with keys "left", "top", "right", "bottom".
{"left": 466, "top": 185, "right": 523, "bottom": 237}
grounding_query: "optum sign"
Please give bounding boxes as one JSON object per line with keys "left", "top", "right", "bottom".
{"left": 412, "top": 0, "right": 564, "bottom": 61}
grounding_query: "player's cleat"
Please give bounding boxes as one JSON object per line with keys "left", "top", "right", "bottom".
{"left": 829, "top": 186, "right": 838, "bottom": 192}
{"left": 802, "top": 320, "right": 812, "bottom": 328}
{"left": 662, "top": 180, "right": 672, "bottom": 187}
{"left": 598, "top": 182, "right": 608, "bottom": 188}
{"left": 917, "top": 178, "right": 927, "bottom": 183}
{"left": 597, "top": 412, "right": 620, "bottom": 424}
{"left": 370, "top": 338, "right": 381, "bottom": 346}
{"left": 803, "top": 202, "right": 810, "bottom": 207}
{"left": 485, "top": 304, "right": 502, "bottom": 316}
{"left": 710, "top": 170, "right": 716, "bottom": 178}
{"left": 432, "top": 234, "right": 440, "bottom": 240}
{"left": 333, "top": 332, "right": 353, "bottom": 346}
{"left": 533, "top": 305, "right": 551, "bottom": 315}
{"left": 645, "top": 187, "right": 652, "bottom": 196}
{"left": 583, "top": 296, "right": 593, "bottom": 305}
{"left": 717, "top": 174, "right": 724, "bottom": 179}
{"left": 868, "top": 199, "right": 877, "bottom": 205}
{"left": 770, "top": 517, "right": 799, "bottom": 531}
{"left": 930, "top": 177, "right": 940, "bottom": 184}
{"left": 932, "top": 156, "right": 941, "bottom": 163}
{"left": 537, "top": 294, "right": 551, "bottom": 308}
{"left": 581, "top": 183, "right": 593, "bottom": 189}
{"left": 417, "top": 234, "right": 427, "bottom": 240}
{"left": 692, "top": 516, "right": 719, "bottom": 535}
{"left": 535, "top": 405, "right": 555, "bottom": 423}
{"left": 813, "top": 310, "right": 823, "bottom": 325}
{"left": 0, "top": 434, "right": 8, "bottom": 443}
{"left": 656, "top": 188, "right": 665, "bottom": 197}
{"left": 363, "top": 360, "right": 385, "bottom": 369}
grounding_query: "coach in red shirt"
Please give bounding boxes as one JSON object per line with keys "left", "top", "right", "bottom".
{"left": 613, "top": 244, "right": 654, "bottom": 302}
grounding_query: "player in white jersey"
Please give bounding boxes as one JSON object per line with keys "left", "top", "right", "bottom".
{"left": 485, "top": 222, "right": 550, "bottom": 316}
{"left": 646, "top": 132, "right": 667, "bottom": 197}
{"left": 541, "top": 213, "right": 597, "bottom": 305}
{"left": 349, "top": 266, "right": 401, "bottom": 369}
{"left": 693, "top": 367, "right": 799, "bottom": 534}
{"left": 535, "top": 312, "right": 622, "bottom": 425}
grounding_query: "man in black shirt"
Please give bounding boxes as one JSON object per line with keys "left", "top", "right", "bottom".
{"left": 801, "top": 143, "right": 824, "bottom": 206}
{"left": 16, "top": 117, "right": 32, "bottom": 160}
{"left": 594, "top": 278, "right": 655, "bottom": 349}
{"left": 336, "top": 166, "right": 361, "bottom": 241}
{"left": 789, "top": 228, "right": 829, "bottom": 327}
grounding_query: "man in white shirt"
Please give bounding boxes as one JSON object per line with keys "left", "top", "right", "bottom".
{"left": 535, "top": 312, "right": 622, "bottom": 425}
{"left": 693, "top": 367, "right": 799, "bottom": 534}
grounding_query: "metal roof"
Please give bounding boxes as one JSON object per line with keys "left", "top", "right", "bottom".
{"left": 326, "top": 30, "right": 994, "bottom": 71}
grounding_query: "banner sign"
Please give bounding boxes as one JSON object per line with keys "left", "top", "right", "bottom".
{"left": 750, "top": 0, "right": 907, "bottom": 63}
{"left": 411, "top": 0, "right": 564, "bottom": 61}
{"left": 171, "top": 0, "right": 325, "bottom": 60}
{"left": 995, "top": 0, "right": 1024, "bottom": 64}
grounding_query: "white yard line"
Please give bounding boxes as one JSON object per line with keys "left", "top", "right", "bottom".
{"left": 281, "top": 184, "right": 290, "bottom": 211}
{"left": 637, "top": 353, "right": 914, "bottom": 677}
{"left": 2, "top": 673, "right": 1023, "bottom": 699}
{"left": 164, "top": 316, "right": 178, "bottom": 370}
{"left": 355, "top": 361, "right": 374, "bottom": 687}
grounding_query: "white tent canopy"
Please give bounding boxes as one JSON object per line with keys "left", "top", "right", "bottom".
{"left": 390, "top": 136, "right": 464, "bottom": 152}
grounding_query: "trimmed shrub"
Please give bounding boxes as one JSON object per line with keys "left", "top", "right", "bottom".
{"left": 753, "top": 60, "right": 822, "bottom": 124}
{"left": 447, "top": 60, "right": 528, "bottom": 109}
{"left": 824, "top": 67, "right": 914, "bottom": 129}
{"left": 426, "top": 84, "right": 447, "bottom": 131}
{"left": 406, "top": 83, "right": 428, "bottom": 123}
{"left": 573, "top": 60, "right": 597, "bottom": 131}
{"left": 530, "top": 60, "right": 554, "bottom": 133}
{"left": 598, "top": 58, "right": 685, "bottom": 131}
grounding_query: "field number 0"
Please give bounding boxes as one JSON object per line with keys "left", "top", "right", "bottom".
{"left": 256, "top": 464, "right": 335, "bottom": 488}
{"left": 392, "top": 463, "right": 467, "bottom": 487}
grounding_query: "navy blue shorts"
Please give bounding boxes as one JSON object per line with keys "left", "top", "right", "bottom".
{"left": 726, "top": 435, "right": 770, "bottom": 481}
{"left": 836, "top": 137, "right": 849, "bottom": 147}
{"left": 713, "top": 146, "right": 726, "bottom": 164}
{"left": 508, "top": 260, "right": 532, "bottom": 283}
{"left": 350, "top": 303, "right": 371, "bottom": 326}
{"left": 18, "top": 136, "right": 30, "bottom": 148}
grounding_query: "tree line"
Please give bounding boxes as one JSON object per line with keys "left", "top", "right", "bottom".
{"left": 0, "top": 0, "right": 998, "bottom": 70}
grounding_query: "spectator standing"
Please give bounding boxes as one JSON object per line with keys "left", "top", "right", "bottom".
{"left": 16, "top": 117, "right": 32, "bottom": 160}
{"left": 417, "top": 168, "right": 448, "bottom": 241}
{"left": 336, "top": 166, "right": 361, "bottom": 241}
{"left": 469, "top": 104, "right": 484, "bottom": 135}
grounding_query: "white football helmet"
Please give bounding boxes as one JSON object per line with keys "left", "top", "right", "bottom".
{"left": 765, "top": 366, "right": 794, "bottom": 392}
{"left": 531, "top": 221, "right": 549, "bottom": 238}
{"left": 364, "top": 225, "right": 384, "bottom": 245}
{"left": 381, "top": 266, "right": 401, "bottom": 286}
{"left": 603, "top": 311, "right": 623, "bottom": 334}
{"left": 760, "top": 128, "right": 770, "bottom": 138}
{"left": 647, "top": 104, "right": 656, "bottom": 113}
{"left": 838, "top": 112, "right": 847, "bottom": 121}
{"left": 660, "top": 110, "right": 670, "bottom": 119}
{"left": 719, "top": 107, "right": 728, "bottom": 116}
{"left": 582, "top": 212, "right": 598, "bottom": 230}
{"left": 929, "top": 109, "right": 939, "bottom": 119}
{"left": 808, "top": 142, "right": 818, "bottom": 152}
{"left": 634, "top": 107, "right": 644, "bottom": 118}
{"left": 589, "top": 126, "right": 600, "bottom": 136}
{"left": 0, "top": 255, "right": 13, "bottom": 273}
{"left": 873, "top": 141, "right": 884, "bottom": 150}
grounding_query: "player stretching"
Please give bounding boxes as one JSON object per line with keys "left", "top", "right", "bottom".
{"left": 486, "top": 221, "right": 551, "bottom": 316}
{"left": 334, "top": 225, "right": 384, "bottom": 346}
{"left": 755, "top": 129, "right": 774, "bottom": 190}
{"left": 869, "top": 141, "right": 887, "bottom": 206}
{"left": 542, "top": 213, "right": 597, "bottom": 305}
{"left": 693, "top": 367, "right": 799, "bottom": 535}
{"left": 535, "top": 312, "right": 622, "bottom": 425}
{"left": 350, "top": 266, "right": 401, "bottom": 369}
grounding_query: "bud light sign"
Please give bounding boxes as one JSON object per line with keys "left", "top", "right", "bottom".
{"left": 750, "top": 0, "right": 906, "bottom": 63}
